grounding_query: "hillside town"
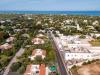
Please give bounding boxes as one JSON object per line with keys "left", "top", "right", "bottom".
{"left": 0, "top": 14, "right": 100, "bottom": 75}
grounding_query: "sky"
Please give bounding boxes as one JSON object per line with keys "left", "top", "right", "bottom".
{"left": 0, "top": 0, "right": 100, "bottom": 11}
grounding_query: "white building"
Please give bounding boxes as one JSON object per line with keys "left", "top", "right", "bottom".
{"left": 29, "top": 49, "right": 46, "bottom": 60}
{"left": 36, "top": 34, "right": 44, "bottom": 38}
{"left": 0, "top": 20, "right": 5, "bottom": 24}
{"left": 24, "top": 64, "right": 49, "bottom": 75}
{"left": 89, "top": 47, "right": 100, "bottom": 53}
{"left": 32, "top": 38, "right": 45, "bottom": 45}
{"left": 0, "top": 43, "right": 12, "bottom": 50}
{"left": 83, "top": 20, "right": 88, "bottom": 23}
{"left": 24, "top": 64, "right": 40, "bottom": 75}
{"left": 55, "top": 32, "right": 100, "bottom": 64}
{"left": 6, "top": 37, "right": 15, "bottom": 43}
{"left": 65, "top": 53, "right": 92, "bottom": 60}
{"left": 92, "top": 20, "right": 99, "bottom": 25}
{"left": 36, "top": 21, "right": 41, "bottom": 25}
{"left": 67, "top": 44, "right": 91, "bottom": 48}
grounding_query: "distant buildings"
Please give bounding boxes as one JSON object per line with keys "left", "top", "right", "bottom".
{"left": 38, "top": 30, "right": 45, "bottom": 33}
{"left": 32, "top": 38, "right": 45, "bottom": 45}
{"left": 36, "top": 21, "right": 42, "bottom": 25}
{"left": 75, "top": 20, "right": 82, "bottom": 31}
{"left": 92, "top": 20, "right": 99, "bottom": 25}
{"left": 83, "top": 20, "right": 88, "bottom": 23}
{"left": 0, "top": 36, "right": 14, "bottom": 51}
{"left": 22, "top": 34, "right": 30, "bottom": 38}
{"left": 0, "top": 20, "right": 5, "bottom": 24}
{"left": 6, "top": 36, "right": 15, "bottom": 43}
{"left": 90, "top": 33, "right": 100, "bottom": 38}
{"left": 36, "top": 34, "right": 45, "bottom": 38}
{"left": 0, "top": 43, "right": 12, "bottom": 50}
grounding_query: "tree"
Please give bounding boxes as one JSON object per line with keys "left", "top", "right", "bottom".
{"left": 79, "top": 35, "right": 86, "bottom": 39}
{"left": 82, "top": 62, "right": 87, "bottom": 65}
{"left": 0, "top": 32, "right": 3, "bottom": 39}
{"left": 97, "top": 37, "right": 100, "bottom": 40}
{"left": 3, "top": 32, "right": 9, "bottom": 39}
{"left": 35, "top": 56, "right": 42, "bottom": 64}
{"left": 18, "top": 65, "right": 26, "bottom": 74}
{"left": 10, "top": 62, "right": 21, "bottom": 72}
{"left": 0, "top": 55, "right": 9, "bottom": 68}
{"left": 95, "top": 25, "right": 100, "bottom": 32}
{"left": 71, "top": 65, "right": 77, "bottom": 69}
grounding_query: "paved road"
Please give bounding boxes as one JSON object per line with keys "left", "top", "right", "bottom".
{"left": 48, "top": 31, "right": 69, "bottom": 75}
{"left": 3, "top": 48, "right": 25, "bottom": 75}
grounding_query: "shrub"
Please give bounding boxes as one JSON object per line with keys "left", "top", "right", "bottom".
{"left": 79, "top": 35, "right": 86, "bottom": 39}
{"left": 10, "top": 62, "right": 21, "bottom": 72}
{"left": 71, "top": 65, "right": 77, "bottom": 69}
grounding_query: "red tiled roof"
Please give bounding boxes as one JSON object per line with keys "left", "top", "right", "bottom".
{"left": 39, "top": 64, "right": 46, "bottom": 75}
{"left": 32, "top": 50, "right": 36, "bottom": 56}
{"left": 32, "top": 49, "right": 46, "bottom": 56}
{"left": 24, "top": 64, "right": 32, "bottom": 75}
{"left": 42, "top": 50, "right": 46, "bottom": 56}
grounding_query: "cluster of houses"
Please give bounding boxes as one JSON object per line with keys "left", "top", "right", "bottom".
{"left": 24, "top": 64, "right": 48, "bottom": 75}
{"left": 24, "top": 34, "right": 47, "bottom": 75}
{"left": 0, "top": 36, "right": 15, "bottom": 52}
{"left": 54, "top": 31, "right": 100, "bottom": 68}
{"left": 24, "top": 33, "right": 55, "bottom": 75}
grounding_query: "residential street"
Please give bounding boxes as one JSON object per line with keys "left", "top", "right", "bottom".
{"left": 3, "top": 48, "right": 25, "bottom": 75}
{"left": 48, "top": 31, "right": 69, "bottom": 75}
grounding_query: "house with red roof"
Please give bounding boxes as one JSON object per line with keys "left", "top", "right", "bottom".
{"left": 29, "top": 49, "right": 46, "bottom": 60}
{"left": 39, "top": 64, "right": 46, "bottom": 75}
{"left": 24, "top": 64, "right": 47, "bottom": 75}
{"left": 24, "top": 64, "right": 39, "bottom": 75}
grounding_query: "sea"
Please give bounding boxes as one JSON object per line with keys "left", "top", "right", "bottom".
{"left": 0, "top": 11, "right": 100, "bottom": 16}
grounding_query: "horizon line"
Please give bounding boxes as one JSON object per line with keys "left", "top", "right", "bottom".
{"left": 0, "top": 10, "right": 100, "bottom": 11}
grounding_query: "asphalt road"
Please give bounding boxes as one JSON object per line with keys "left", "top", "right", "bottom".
{"left": 3, "top": 48, "right": 25, "bottom": 75}
{"left": 48, "top": 31, "right": 68, "bottom": 75}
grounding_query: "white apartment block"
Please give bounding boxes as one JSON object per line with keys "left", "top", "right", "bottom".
{"left": 65, "top": 53, "right": 92, "bottom": 60}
